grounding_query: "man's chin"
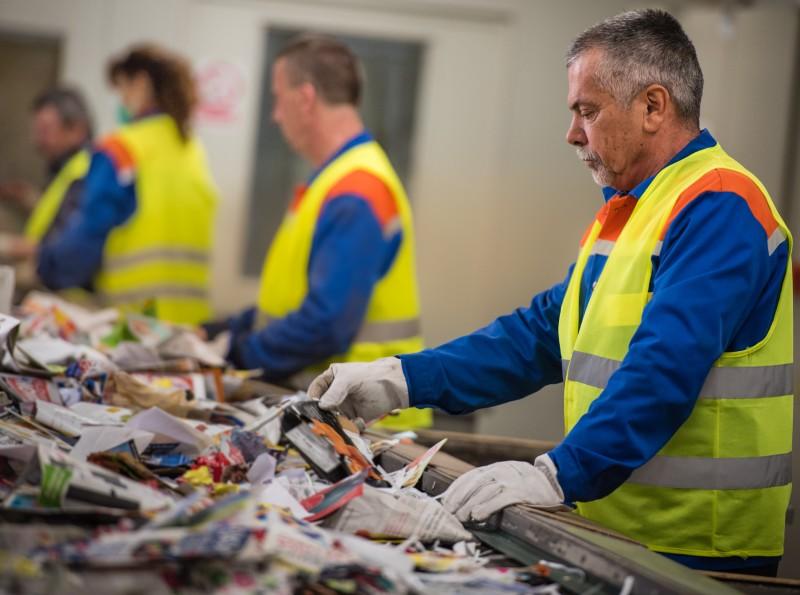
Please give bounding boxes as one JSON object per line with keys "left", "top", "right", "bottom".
{"left": 590, "top": 170, "right": 609, "bottom": 187}
{"left": 576, "top": 157, "right": 613, "bottom": 187}
{"left": 585, "top": 166, "right": 614, "bottom": 188}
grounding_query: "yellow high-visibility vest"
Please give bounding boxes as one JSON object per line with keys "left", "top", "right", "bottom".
{"left": 258, "top": 139, "right": 431, "bottom": 429}
{"left": 558, "top": 142, "right": 793, "bottom": 558}
{"left": 94, "top": 115, "right": 218, "bottom": 325}
{"left": 25, "top": 149, "right": 90, "bottom": 242}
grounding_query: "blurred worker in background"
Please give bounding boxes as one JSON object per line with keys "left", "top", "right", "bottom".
{"left": 0, "top": 87, "right": 93, "bottom": 258}
{"left": 37, "top": 44, "right": 218, "bottom": 324}
{"left": 309, "top": 9, "right": 792, "bottom": 575}
{"left": 204, "top": 34, "right": 430, "bottom": 429}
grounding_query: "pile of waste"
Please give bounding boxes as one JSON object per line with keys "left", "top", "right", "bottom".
{"left": 0, "top": 293, "right": 571, "bottom": 594}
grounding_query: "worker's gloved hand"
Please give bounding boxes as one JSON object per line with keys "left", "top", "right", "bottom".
{"left": 442, "top": 455, "right": 566, "bottom": 524}
{"left": 308, "top": 357, "right": 409, "bottom": 423}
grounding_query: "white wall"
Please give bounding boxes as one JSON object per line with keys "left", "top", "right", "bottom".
{"left": 681, "top": 2, "right": 798, "bottom": 209}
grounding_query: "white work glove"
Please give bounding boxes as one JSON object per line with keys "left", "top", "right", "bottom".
{"left": 308, "top": 357, "right": 409, "bottom": 423}
{"left": 442, "top": 454, "right": 566, "bottom": 524}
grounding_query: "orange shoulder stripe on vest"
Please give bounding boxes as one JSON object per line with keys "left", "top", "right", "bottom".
{"left": 97, "top": 135, "right": 136, "bottom": 174}
{"left": 659, "top": 169, "right": 778, "bottom": 240}
{"left": 597, "top": 195, "right": 637, "bottom": 242}
{"left": 580, "top": 195, "right": 637, "bottom": 246}
{"left": 325, "top": 169, "right": 399, "bottom": 229}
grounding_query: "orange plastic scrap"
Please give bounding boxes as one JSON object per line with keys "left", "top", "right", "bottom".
{"left": 52, "top": 306, "right": 78, "bottom": 340}
{"left": 309, "top": 418, "right": 381, "bottom": 481}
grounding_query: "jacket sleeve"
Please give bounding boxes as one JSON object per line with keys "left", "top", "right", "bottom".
{"left": 228, "top": 194, "right": 401, "bottom": 380}
{"left": 202, "top": 306, "right": 257, "bottom": 339}
{"left": 37, "top": 148, "right": 136, "bottom": 290}
{"left": 401, "top": 266, "right": 572, "bottom": 414}
{"left": 549, "top": 191, "right": 788, "bottom": 502}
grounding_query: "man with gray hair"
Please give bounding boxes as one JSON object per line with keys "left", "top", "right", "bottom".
{"left": 309, "top": 9, "right": 791, "bottom": 575}
{"left": 0, "top": 87, "right": 93, "bottom": 255}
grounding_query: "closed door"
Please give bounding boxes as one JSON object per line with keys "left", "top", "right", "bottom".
{"left": 0, "top": 31, "right": 60, "bottom": 232}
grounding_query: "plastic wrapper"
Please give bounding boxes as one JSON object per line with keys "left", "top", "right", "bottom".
{"left": 105, "top": 371, "right": 194, "bottom": 417}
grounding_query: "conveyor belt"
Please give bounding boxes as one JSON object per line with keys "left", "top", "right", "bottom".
{"left": 379, "top": 441, "right": 768, "bottom": 595}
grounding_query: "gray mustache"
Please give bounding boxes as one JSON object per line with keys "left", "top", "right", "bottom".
{"left": 576, "top": 148, "right": 600, "bottom": 162}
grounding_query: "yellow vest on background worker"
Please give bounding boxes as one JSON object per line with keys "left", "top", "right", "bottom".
{"left": 258, "top": 140, "right": 431, "bottom": 429}
{"left": 23, "top": 149, "right": 97, "bottom": 307}
{"left": 558, "top": 142, "right": 792, "bottom": 557}
{"left": 24, "top": 149, "right": 90, "bottom": 242}
{"left": 94, "top": 115, "right": 218, "bottom": 325}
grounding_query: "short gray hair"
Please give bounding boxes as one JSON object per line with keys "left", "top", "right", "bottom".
{"left": 32, "top": 86, "right": 94, "bottom": 139}
{"left": 566, "top": 9, "right": 703, "bottom": 127}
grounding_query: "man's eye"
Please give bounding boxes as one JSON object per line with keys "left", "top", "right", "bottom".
{"left": 580, "top": 110, "right": 595, "bottom": 119}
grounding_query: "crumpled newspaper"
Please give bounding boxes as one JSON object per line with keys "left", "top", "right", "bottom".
{"left": 158, "top": 331, "right": 227, "bottom": 368}
{"left": 325, "top": 484, "right": 472, "bottom": 542}
{"left": 109, "top": 342, "right": 163, "bottom": 370}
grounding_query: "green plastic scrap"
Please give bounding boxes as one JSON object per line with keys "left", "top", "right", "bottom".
{"left": 38, "top": 463, "right": 72, "bottom": 507}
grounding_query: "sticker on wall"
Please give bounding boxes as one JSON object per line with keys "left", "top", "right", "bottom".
{"left": 195, "top": 60, "right": 246, "bottom": 124}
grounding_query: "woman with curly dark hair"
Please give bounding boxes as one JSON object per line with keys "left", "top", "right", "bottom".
{"left": 108, "top": 44, "right": 196, "bottom": 140}
{"left": 37, "top": 44, "right": 219, "bottom": 324}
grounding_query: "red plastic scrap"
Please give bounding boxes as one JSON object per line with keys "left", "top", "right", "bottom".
{"left": 191, "top": 452, "right": 233, "bottom": 483}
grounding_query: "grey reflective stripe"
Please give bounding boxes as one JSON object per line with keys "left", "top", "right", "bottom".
{"left": 628, "top": 453, "right": 792, "bottom": 490}
{"left": 589, "top": 239, "right": 615, "bottom": 256}
{"left": 354, "top": 318, "right": 421, "bottom": 343}
{"left": 565, "top": 351, "right": 619, "bottom": 389}
{"left": 383, "top": 216, "right": 402, "bottom": 239}
{"left": 767, "top": 228, "right": 787, "bottom": 256}
{"left": 652, "top": 240, "right": 663, "bottom": 257}
{"left": 700, "top": 363, "right": 793, "bottom": 399}
{"left": 105, "top": 248, "right": 209, "bottom": 271}
{"left": 259, "top": 313, "right": 420, "bottom": 343}
{"left": 653, "top": 229, "right": 774, "bottom": 257}
{"left": 101, "top": 285, "right": 208, "bottom": 304}
{"left": 564, "top": 352, "right": 792, "bottom": 399}
{"left": 561, "top": 358, "right": 569, "bottom": 379}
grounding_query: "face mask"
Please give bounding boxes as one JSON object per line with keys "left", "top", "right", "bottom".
{"left": 116, "top": 104, "right": 133, "bottom": 125}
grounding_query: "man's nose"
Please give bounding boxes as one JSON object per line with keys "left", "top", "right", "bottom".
{"left": 566, "top": 115, "right": 586, "bottom": 146}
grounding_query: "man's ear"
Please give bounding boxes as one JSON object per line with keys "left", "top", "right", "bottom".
{"left": 642, "top": 84, "right": 668, "bottom": 133}
{"left": 298, "top": 81, "right": 317, "bottom": 114}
